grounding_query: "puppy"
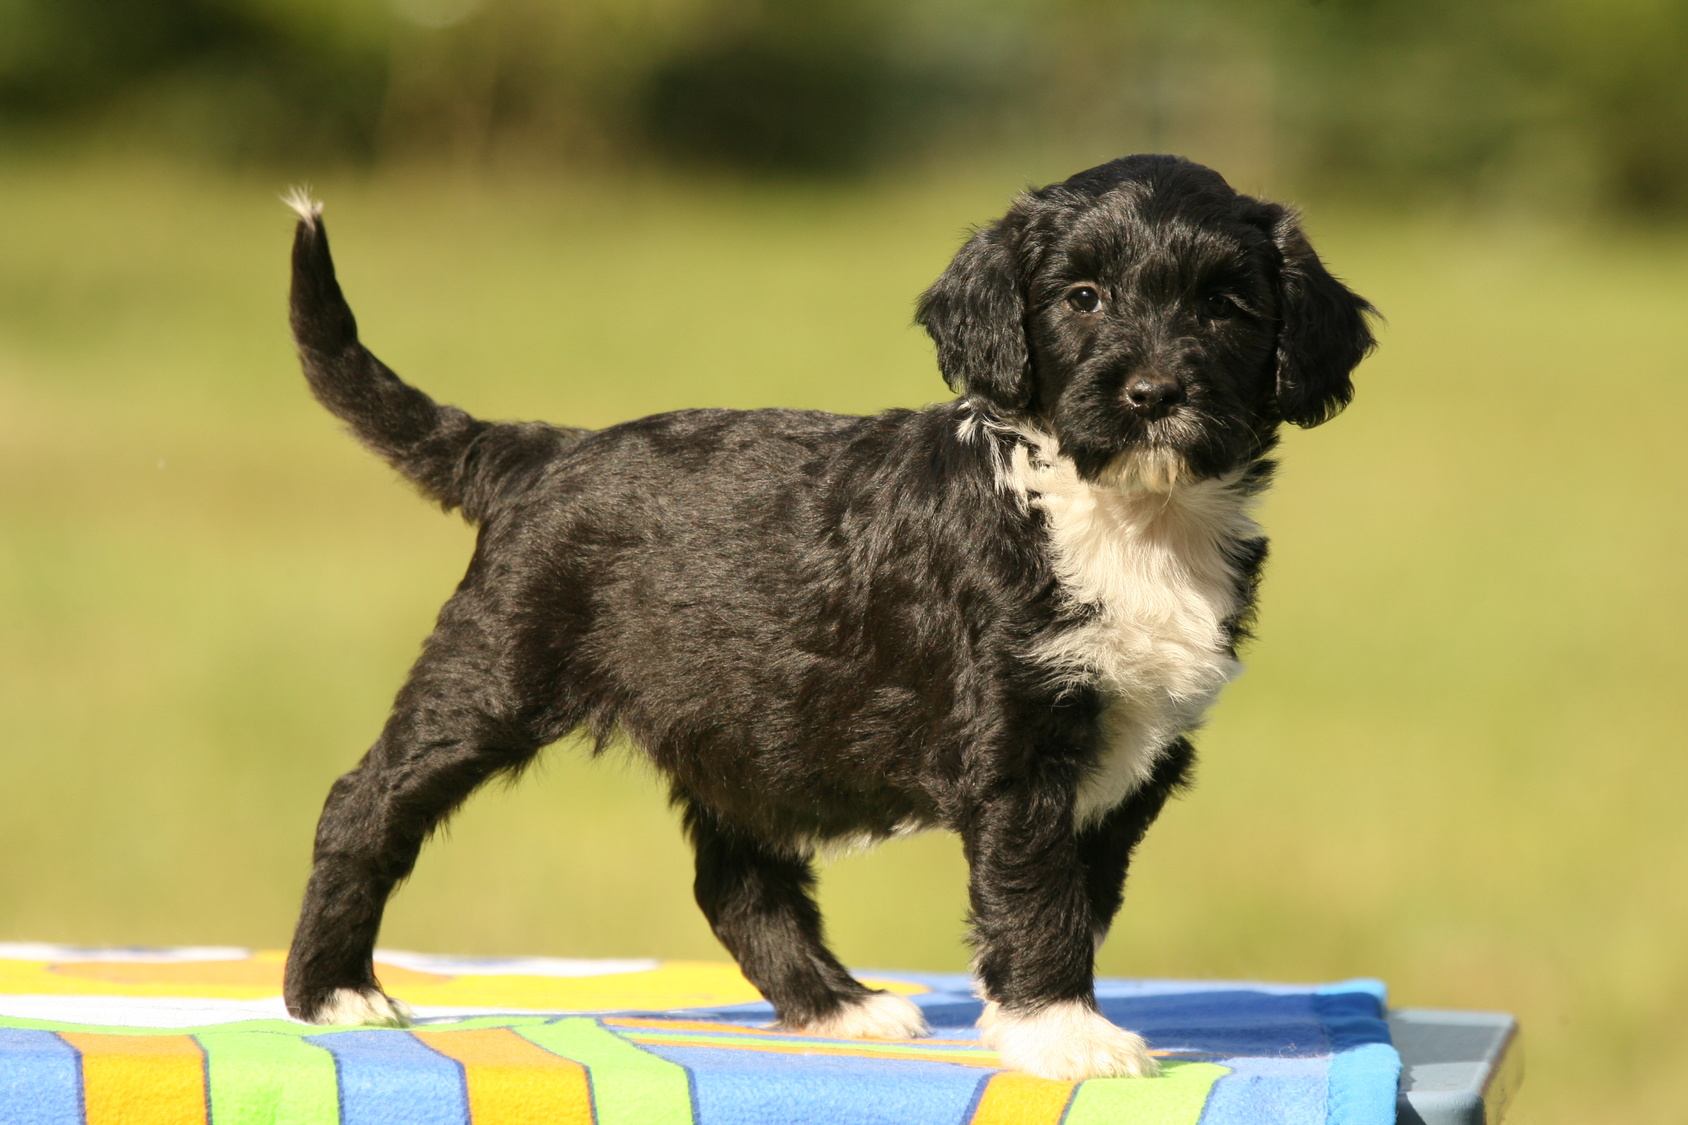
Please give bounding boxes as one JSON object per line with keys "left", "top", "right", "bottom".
{"left": 281, "top": 155, "right": 1374, "bottom": 1081}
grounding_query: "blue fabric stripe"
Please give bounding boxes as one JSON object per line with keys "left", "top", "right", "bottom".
{"left": 1187, "top": 985, "right": 1398, "bottom": 1125}
{"left": 0, "top": 1029, "right": 82, "bottom": 1125}
{"left": 1313, "top": 988, "right": 1399, "bottom": 1125}
{"left": 1196, "top": 1056, "right": 1329, "bottom": 1124}
{"left": 1323, "top": 1043, "right": 1399, "bottom": 1125}
{"left": 1312, "top": 989, "right": 1390, "bottom": 1050}
{"left": 1314, "top": 979, "right": 1387, "bottom": 1006}
{"left": 1097, "top": 990, "right": 1328, "bottom": 1058}
{"left": 307, "top": 1029, "right": 469, "bottom": 1125}
{"left": 638, "top": 1043, "right": 987, "bottom": 1125}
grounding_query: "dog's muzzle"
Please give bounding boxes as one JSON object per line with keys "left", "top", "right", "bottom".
{"left": 1123, "top": 374, "right": 1186, "bottom": 421}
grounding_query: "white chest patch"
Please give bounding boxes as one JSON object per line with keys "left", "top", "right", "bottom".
{"left": 1002, "top": 428, "right": 1261, "bottom": 827}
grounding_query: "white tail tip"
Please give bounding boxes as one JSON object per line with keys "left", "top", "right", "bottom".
{"left": 281, "top": 185, "right": 323, "bottom": 227}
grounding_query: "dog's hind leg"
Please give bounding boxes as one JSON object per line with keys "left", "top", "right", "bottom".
{"left": 685, "top": 805, "right": 928, "bottom": 1040}
{"left": 284, "top": 599, "right": 544, "bottom": 1025}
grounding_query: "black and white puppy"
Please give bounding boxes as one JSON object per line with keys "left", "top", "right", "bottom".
{"left": 281, "top": 154, "right": 1374, "bottom": 1081}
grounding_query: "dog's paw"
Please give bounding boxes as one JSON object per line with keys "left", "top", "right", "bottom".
{"left": 307, "top": 987, "right": 414, "bottom": 1027}
{"left": 788, "top": 990, "right": 930, "bottom": 1040}
{"left": 980, "top": 999, "right": 1158, "bottom": 1080}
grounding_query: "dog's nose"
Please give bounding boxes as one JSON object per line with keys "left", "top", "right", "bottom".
{"left": 1124, "top": 376, "right": 1185, "bottom": 420}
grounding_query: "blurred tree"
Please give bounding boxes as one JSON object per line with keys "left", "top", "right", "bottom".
{"left": 1272, "top": 0, "right": 1688, "bottom": 214}
{"left": 0, "top": 0, "right": 389, "bottom": 160}
{"left": 0, "top": 0, "right": 1684, "bottom": 214}
{"left": 635, "top": 0, "right": 1028, "bottom": 174}
{"left": 641, "top": 0, "right": 897, "bottom": 174}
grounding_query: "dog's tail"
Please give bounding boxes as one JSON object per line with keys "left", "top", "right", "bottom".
{"left": 285, "top": 189, "right": 573, "bottom": 523}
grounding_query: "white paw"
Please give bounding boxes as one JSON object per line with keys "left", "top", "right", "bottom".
{"left": 310, "top": 987, "right": 414, "bottom": 1027}
{"left": 980, "top": 998, "right": 1158, "bottom": 1080}
{"left": 788, "top": 990, "right": 930, "bottom": 1039}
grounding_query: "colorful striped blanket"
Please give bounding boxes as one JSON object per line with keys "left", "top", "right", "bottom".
{"left": 0, "top": 946, "right": 1400, "bottom": 1124}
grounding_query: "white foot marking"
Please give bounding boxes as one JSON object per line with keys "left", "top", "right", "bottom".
{"left": 980, "top": 998, "right": 1158, "bottom": 1080}
{"left": 789, "top": 990, "right": 929, "bottom": 1039}
{"left": 310, "top": 987, "right": 413, "bottom": 1027}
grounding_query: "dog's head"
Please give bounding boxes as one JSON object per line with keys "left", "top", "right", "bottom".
{"left": 918, "top": 155, "right": 1376, "bottom": 482}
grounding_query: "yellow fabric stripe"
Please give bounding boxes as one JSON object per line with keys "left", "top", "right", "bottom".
{"left": 3, "top": 955, "right": 927, "bottom": 1010}
{"left": 60, "top": 1033, "right": 207, "bottom": 1125}
{"left": 968, "top": 1071, "right": 1076, "bottom": 1125}
{"left": 414, "top": 1027, "right": 594, "bottom": 1125}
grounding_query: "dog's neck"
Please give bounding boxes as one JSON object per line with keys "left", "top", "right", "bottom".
{"left": 957, "top": 400, "right": 1235, "bottom": 504}
{"left": 1011, "top": 424, "right": 1193, "bottom": 499}
{"left": 1000, "top": 421, "right": 1260, "bottom": 580}
{"left": 983, "top": 412, "right": 1263, "bottom": 825}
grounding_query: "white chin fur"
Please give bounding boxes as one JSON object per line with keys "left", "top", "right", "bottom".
{"left": 310, "top": 987, "right": 414, "bottom": 1027}
{"left": 979, "top": 998, "right": 1158, "bottom": 1080}
{"left": 787, "top": 990, "right": 929, "bottom": 1039}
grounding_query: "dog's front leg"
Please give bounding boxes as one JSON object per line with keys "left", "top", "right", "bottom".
{"left": 965, "top": 790, "right": 1159, "bottom": 1080}
{"left": 686, "top": 804, "right": 928, "bottom": 1040}
{"left": 1078, "top": 737, "right": 1196, "bottom": 950}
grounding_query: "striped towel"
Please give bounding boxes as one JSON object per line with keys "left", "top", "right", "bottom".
{"left": 0, "top": 945, "right": 1399, "bottom": 1124}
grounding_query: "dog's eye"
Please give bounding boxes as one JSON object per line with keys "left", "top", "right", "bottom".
{"left": 1067, "top": 286, "right": 1101, "bottom": 313}
{"left": 1202, "top": 293, "right": 1238, "bottom": 320}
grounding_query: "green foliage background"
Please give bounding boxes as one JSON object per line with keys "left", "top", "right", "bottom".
{"left": 5, "top": 0, "right": 1688, "bottom": 213}
{"left": 2, "top": 4, "right": 1687, "bottom": 1122}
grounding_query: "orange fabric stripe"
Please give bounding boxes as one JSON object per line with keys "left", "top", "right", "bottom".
{"left": 969, "top": 1071, "right": 1076, "bottom": 1125}
{"left": 602, "top": 1017, "right": 976, "bottom": 1045}
{"left": 60, "top": 1033, "right": 207, "bottom": 1125}
{"left": 620, "top": 1032, "right": 1002, "bottom": 1069}
{"left": 604, "top": 1017, "right": 784, "bottom": 1035}
{"left": 414, "top": 1027, "right": 593, "bottom": 1125}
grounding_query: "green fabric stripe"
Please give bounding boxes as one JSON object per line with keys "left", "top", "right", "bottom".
{"left": 196, "top": 1030, "right": 342, "bottom": 1125}
{"left": 1061, "top": 1061, "right": 1229, "bottom": 1125}
{"left": 518, "top": 1018, "right": 693, "bottom": 1125}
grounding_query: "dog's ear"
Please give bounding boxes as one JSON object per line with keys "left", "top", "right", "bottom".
{"left": 916, "top": 216, "right": 1033, "bottom": 413}
{"left": 1260, "top": 206, "right": 1377, "bottom": 428}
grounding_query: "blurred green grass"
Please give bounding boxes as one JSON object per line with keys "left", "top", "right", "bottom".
{"left": 2, "top": 155, "right": 1685, "bottom": 1122}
